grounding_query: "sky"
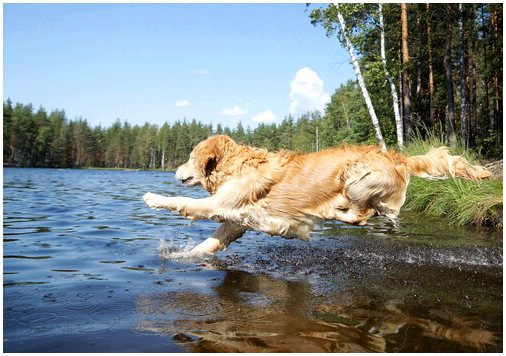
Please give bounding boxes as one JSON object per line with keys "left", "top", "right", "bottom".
{"left": 3, "top": 3, "right": 356, "bottom": 129}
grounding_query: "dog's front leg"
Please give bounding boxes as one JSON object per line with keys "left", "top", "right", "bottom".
{"left": 190, "top": 222, "right": 246, "bottom": 254}
{"left": 143, "top": 192, "right": 215, "bottom": 220}
{"left": 143, "top": 192, "right": 175, "bottom": 210}
{"left": 144, "top": 193, "right": 246, "bottom": 254}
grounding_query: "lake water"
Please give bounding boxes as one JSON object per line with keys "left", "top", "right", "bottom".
{"left": 3, "top": 168, "right": 503, "bottom": 352}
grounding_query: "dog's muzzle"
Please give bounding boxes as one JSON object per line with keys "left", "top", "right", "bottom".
{"left": 175, "top": 164, "right": 199, "bottom": 187}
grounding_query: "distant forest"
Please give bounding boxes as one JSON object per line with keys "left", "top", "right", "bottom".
{"left": 3, "top": 99, "right": 343, "bottom": 170}
{"left": 3, "top": 3, "right": 502, "bottom": 169}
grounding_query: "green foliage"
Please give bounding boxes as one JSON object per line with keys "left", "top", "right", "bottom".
{"left": 322, "top": 80, "right": 378, "bottom": 146}
{"left": 310, "top": 3, "right": 503, "bottom": 157}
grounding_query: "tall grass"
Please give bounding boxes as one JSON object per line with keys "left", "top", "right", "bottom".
{"left": 404, "top": 135, "right": 503, "bottom": 230}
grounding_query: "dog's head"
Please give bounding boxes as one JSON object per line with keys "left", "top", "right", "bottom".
{"left": 175, "top": 135, "right": 236, "bottom": 193}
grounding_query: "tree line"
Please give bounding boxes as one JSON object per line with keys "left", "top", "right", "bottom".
{"left": 3, "top": 99, "right": 350, "bottom": 170}
{"left": 3, "top": 3, "right": 502, "bottom": 169}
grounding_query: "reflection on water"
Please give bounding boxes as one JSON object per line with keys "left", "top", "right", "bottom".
{"left": 137, "top": 268, "right": 387, "bottom": 353}
{"left": 139, "top": 246, "right": 501, "bottom": 352}
{"left": 3, "top": 168, "right": 503, "bottom": 352}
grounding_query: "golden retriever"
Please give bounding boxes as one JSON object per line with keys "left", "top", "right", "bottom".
{"left": 144, "top": 135, "right": 491, "bottom": 254}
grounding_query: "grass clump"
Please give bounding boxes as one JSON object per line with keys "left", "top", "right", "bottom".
{"left": 406, "top": 177, "right": 502, "bottom": 229}
{"left": 404, "top": 135, "right": 503, "bottom": 230}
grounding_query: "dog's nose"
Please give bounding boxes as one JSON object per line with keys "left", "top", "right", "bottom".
{"left": 175, "top": 166, "right": 186, "bottom": 181}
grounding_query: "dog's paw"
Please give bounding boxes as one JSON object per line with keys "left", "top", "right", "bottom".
{"left": 143, "top": 192, "right": 166, "bottom": 209}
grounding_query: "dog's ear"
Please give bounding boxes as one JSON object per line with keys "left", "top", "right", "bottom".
{"left": 204, "top": 156, "right": 217, "bottom": 176}
{"left": 195, "top": 135, "right": 232, "bottom": 177}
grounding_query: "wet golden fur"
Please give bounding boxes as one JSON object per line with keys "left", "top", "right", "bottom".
{"left": 144, "top": 135, "right": 491, "bottom": 242}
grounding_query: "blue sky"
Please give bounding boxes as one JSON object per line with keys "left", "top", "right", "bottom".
{"left": 4, "top": 3, "right": 356, "bottom": 129}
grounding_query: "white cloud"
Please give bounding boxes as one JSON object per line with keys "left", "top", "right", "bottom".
{"left": 220, "top": 105, "right": 246, "bottom": 121}
{"left": 252, "top": 110, "right": 276, "bottom": 123}
{"left": 175, "top": 100, "right": 191, "bottom": 108}
{"left": 288, "top": 67, "right": 330, "bottom": 117}
{"left": 195, "top": 67, "right": 210, "bottom": 76}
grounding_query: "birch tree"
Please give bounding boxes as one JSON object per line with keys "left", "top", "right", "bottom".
{"left": 335, "top": 4, "right": 386, "bottom": 150}
{"left": 379, "top": 3, "right": 403, "bottom": 149}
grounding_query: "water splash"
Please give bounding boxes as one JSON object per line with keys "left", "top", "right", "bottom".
{"left": 400, "top": 246, "right": 503, "bottom": 267}
{"left": 158, "top": 238, "right": 210, "bottom": 259}
{"left": 343, "top": 244, "right": 503, "bottom": 268}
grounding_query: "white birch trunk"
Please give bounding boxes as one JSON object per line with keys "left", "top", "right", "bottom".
{"left": 379, "top": 3, "right": 403, "bottom": 150}
{"left": 336, "top": 4, "right": 386, "bottom": 151}
{"left": 342, "top": 103, "right": 350, "bottom": 128}
{"left": 161, "top": 145, "right": 165, "bottom": 170}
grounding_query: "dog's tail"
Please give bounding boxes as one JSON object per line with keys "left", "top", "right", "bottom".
{"left": 406, "top": 147, "right": 492, "bottom": 182}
